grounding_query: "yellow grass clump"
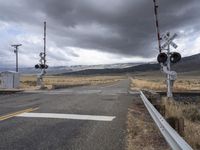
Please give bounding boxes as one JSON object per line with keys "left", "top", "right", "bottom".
{"left": 162, "top": 98, "right": 200, "bottom": 149}
{"left": 130, "top": 76, "right": 200, "bottom": 149}
{"left": 131, "top": 78, "right": 200, "bottom": 92}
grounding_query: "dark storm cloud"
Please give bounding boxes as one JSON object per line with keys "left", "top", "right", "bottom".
{"left": 0, "top": 0, "right": 200, "bottom": 58}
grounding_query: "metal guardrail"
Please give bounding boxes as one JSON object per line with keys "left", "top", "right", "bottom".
{"left": 140, "top": 91, "right": 193, "bottom": 150}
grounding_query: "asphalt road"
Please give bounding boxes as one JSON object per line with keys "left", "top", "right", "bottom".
{"left": 0, "top": 79, "right": 134, "bottom": 150}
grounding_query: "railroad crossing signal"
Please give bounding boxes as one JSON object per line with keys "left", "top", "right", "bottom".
{"left": 161, "top": 32, "right": 178, "bottom": 50}
{"left": 34, "top": 22, "right": 48, "bottom": 89}
{"left": 157, "top": 52, "right": 181, "bottom": 64}
{"left": 158, "top": 32, "right": 181, "bottom": 65}
{"left": 157, "top": 32, "right": 181, "bottom": 98}
{"left": 152, "top": 0, "right": 181, "bottom": 99}
{"left": 39, "top": 52, "right": 45, "bottom": 64}
{"left": 35, "top": 64, "right": 48, "bottom": 69}
{"left": 35, "top": 52, "right": 48, "bottom": 69}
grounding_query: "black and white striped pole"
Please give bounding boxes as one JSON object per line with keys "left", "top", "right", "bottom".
{"left": 153, "top": 0, "right": 162, "bottom": 53}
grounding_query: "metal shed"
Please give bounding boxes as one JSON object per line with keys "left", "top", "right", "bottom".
{"left": 0, "top": 71, "right": 20, "bottom": 89}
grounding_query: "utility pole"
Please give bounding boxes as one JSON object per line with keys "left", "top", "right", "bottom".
{"left": 11, "top": 44, "right": 22, "bottom": 72}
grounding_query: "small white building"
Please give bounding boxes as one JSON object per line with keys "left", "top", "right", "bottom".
{"left": 0, "top": 71, "right": 20, "bottom": 89}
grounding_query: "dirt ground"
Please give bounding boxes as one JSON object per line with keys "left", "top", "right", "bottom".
{"left": 126, "top": 94, "right": 170, "bottom": 150}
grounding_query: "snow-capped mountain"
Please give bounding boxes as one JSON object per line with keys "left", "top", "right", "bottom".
{"left": 0, "top": 63, "right": 142, "bottom": 74}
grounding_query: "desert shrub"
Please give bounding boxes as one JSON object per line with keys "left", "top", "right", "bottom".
{"left": 183, "top": 108, "right": 200, "bottom": 122}
{"left": 22, "top": 81, "right": 37, "bottom": 86}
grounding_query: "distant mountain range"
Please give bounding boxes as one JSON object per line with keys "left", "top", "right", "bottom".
{"left": 0, "top": 53, "right": 199, "bottom": 75}
{"left": 0, "top": 63, "right": 142, "bottom": 74}
{"left": 171, "top": 53, "right": 200, "bottom": 72}
{"left": 60, "top": 53, "right": 200, "bottom": 75}
{"left": 60, "top": 63, "right": 159, "bottom": 75}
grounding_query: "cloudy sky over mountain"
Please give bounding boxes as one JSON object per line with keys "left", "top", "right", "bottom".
{"left": 0, "top": 0, "right": 199, "bottom": 67}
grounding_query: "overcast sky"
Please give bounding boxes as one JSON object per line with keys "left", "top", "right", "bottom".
{"left": 0, "top": 0, "right": 200, "bottom": 67}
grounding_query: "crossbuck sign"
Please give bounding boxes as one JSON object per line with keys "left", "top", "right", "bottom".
{"left": 161, "top": 32, "right": 178, "bottom": 50}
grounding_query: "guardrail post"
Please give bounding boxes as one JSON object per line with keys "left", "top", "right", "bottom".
{"left": 167, "top": 117, "right": 184, "bottom": 136}
{"left": 178, "top": 117, "right": 184, "bottom": 136}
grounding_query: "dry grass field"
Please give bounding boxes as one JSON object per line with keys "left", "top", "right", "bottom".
{"left": 130, "top": 71, "right": 200, "bottom": 149}
{"left": 20, "top": 75, "right": 125, "bottom": 90}
{"left": 162, "top": 99, "right": 200, "bottom": 149}
{"left": 131, "top": 71, "right": 200, "bottom": 92}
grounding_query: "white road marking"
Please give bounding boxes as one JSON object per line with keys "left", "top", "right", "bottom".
{"left": 16, "top": 113, "right": 116, "bottom": 121}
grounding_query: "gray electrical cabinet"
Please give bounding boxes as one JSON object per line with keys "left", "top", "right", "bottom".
{"left": 0, "top": 71, "right": 20, "bottom": 89}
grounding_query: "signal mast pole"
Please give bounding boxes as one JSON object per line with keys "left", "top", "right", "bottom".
{"left": 39, "top": 21, "right": 47, "bottom": 88}
{"left": 167, "top": 35, "right": 172, "bottom": 97}
{"left": 35, "top": 22, "right": 47, "bottom": 88}
{"left": 152, "top": 0, "right": 174, "bottom": 98}
{"left": 153, "top": 1, "right": 181, "bottom": 98}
